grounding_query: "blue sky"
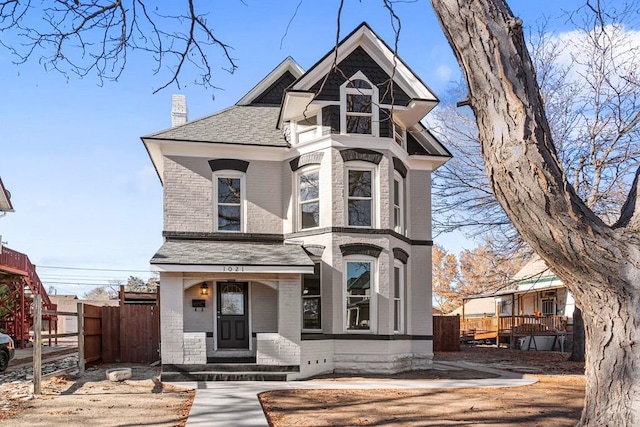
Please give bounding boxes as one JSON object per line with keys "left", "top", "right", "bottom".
{"left": 0, "top": 1, "right": 599, "bottom": 296}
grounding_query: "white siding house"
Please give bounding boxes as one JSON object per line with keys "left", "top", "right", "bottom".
{"left": 143, "top": 23, "right": 451, "bottom": 380}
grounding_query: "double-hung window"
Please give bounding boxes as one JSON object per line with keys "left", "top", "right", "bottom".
{"left": 214, "top": 172, "right": 244, "bottom": 232}
{"left": 340, "top": 73, "right": 379, "bottom": 136}
{"left": 298, "top": 168, "right": 320, "bottom": 229}
{"left": 347, "top": 166, "right": 375, "bottom": 227}
{"left": 393, "top": 172, "right": 405, "bottom": 235}
{"left": 345, "top": 258, "right": 375, "bottom": 332}
{"left": 302, "top": 263, "right": 321, "bottom": 330}
{"left": 393, "top": 260, "right": 405, "bottom": 333}
{"left": 393, "top": 122, "right": 406, "bottom": 149}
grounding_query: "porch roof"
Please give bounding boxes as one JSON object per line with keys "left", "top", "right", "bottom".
{"left": 150, "top": 239, "right": 315, "bottom": 273}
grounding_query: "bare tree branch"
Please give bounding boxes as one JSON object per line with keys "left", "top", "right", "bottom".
{"left": 0, "top": 1, "right": 237, "bottom": 92}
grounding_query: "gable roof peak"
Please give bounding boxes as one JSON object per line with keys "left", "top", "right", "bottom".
{"left": 236, "top": 57, "right": 304, "bottom": 106}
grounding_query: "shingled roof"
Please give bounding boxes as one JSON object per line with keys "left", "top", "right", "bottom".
{"left": 151, "top": 239, "right": 314, "bottom": 268}
{"left": 143, "top": 105, "right": 288, "bottom": 147}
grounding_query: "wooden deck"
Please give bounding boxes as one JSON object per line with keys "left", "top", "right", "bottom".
{"left": 460, "top": 315, "right": 568, "bottom": 350}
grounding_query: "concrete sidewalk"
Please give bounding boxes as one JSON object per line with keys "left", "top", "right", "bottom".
{"left": 174, "top": 361, "right": 537, "bottom": 427}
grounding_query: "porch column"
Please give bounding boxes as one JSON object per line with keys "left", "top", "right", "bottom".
{"left": 278, "top": 275, "right": 302, "bottom": 343}
{"left": 256, "top": 275, "right": 301, "bottom": 365}
{"left": 160, "top": 273, "right": 184, "bottom": 364}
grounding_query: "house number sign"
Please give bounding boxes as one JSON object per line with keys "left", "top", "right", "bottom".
{"left": 222, "top": 266, "right": 245, "bottom": 272}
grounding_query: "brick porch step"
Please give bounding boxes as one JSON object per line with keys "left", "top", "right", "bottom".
{"left": 161, "top": 363, "right": 300, "bottom": 382}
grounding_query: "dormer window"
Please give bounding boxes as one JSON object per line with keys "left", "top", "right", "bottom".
{"left": 340, "top": 73, "right": 379, "bottom": 136}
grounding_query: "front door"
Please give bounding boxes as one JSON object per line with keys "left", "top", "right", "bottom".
{"left": 217, "top": 282, "right": 249, "bottom": 349}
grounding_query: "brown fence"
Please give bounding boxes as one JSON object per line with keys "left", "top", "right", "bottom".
{"left": 433, "top": 315, "right": 460, "bottom": 351}
{"left": 102, "top": 305, "right": 160, "bottom": 364}
{"left": 83, "top": 304, "right": 103, "bottom": 364}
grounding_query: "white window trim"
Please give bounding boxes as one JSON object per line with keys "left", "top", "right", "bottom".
{"left": 296, "top": 166, "right": 321, "bottom": 231}
{"left": 393, "top": 260, "right": 405, "bottom": 334}
{"left": 345, "top": 161, "right": 378, "bottom": 228}
{"left": 339, "top": 71, "right": 379, "bottom": 136}
{"left": 393, "top": 171, "right": 405, "bottom": 235}
{"left": 343, "top": 255, "right": 377, "bottom": 334}
{"left": 292, "top": 110, "right": 322, "bottom": 145}
{"left": 213, "top": 170, "right": 246, "bottom": 232}
{"left": 302, "top": 262, "right": 322, "bottom": 333}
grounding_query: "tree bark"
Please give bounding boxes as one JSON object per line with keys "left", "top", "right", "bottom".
{"left": 430, "top": 0, "right": 640, "bottom": 425}
{"left": 568, "top": 306, "right": 585, "bottom": 362}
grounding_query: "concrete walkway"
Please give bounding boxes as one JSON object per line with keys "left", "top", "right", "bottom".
{"left": 174, "top": 361, "right": 537, "bottom": 427}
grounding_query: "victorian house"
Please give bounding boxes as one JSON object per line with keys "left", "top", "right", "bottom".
{"left": 143, "top": 23, "right": 451, "bottom": 380}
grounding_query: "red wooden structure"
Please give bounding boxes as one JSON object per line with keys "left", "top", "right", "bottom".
{"left": 0, "top": 246, "right": 57, "bottom": 348}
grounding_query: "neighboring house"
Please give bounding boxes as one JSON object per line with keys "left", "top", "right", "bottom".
{"left": 453, "top": 256, "right": 574, "bottom": 347}
{"left": 0, "top": 177, "right": 14, "bottom": 217}
{"left": 0, "top": 177, "right": 57, "bottom": 347}
{"left": 48, "top": 295, "right": 120, "bottom": 337}
{"left": 143, "top": 23, "right": 451, "bottom": 379}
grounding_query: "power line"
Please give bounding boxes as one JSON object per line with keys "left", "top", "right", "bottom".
{"left": 40, "top": 281, "right": 120, "bottom": 286}
{"left": 37, "top": 265, "right": 153, "bottom": 273}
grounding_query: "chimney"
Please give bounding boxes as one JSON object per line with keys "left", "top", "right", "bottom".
{"left": 171, "top": 94, "right": 188, "bottom": 127}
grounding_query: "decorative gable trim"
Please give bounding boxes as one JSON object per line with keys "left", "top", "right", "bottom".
{"left": 289, "top": 152, "right": 324, "bottom": 171}
{"left": 279, "top": 23, "right": 439, "bottom": 129}
{"left": 392, "top": 157, "right": 408, "bottom": 178}
{"left": 393, "top": 248, "right": 409, "bottom": 264}
{"left": 340, "top": 243, "right": 383, "bottom": 258}
{"left": 340, "top": 148, "right": 383, "bottom": 165}
{"left": 208, "top": 159, "right": 250, "bottom": 173}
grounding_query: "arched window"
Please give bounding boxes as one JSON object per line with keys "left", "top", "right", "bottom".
{"left": 340, "top": 72, "right": 379, "bottom": 136}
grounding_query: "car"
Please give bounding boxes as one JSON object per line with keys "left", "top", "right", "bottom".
{"left": 0, "top": 331, "right": 15, "bottom": 372}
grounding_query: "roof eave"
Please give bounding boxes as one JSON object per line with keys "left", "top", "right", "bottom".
{"left": 0, "top": 177, "right": 14, "bottom": 212}
{"left": 278, "top": 90, "right": 317, "bottom": 128}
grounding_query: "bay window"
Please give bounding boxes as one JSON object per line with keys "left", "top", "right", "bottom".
{"left": 298, "top": 168, "right": 320, "bottom": 229}
{"left": 393, "top": 172, "right": 405, "bottom": 234}
{"left": 302, "top": 263, "right": 321, "bottom": 330}
{"left": 347, "top": 166, "right": 375, "bottom": 227}
{"left": 345, "top": 258, "right": 375, "bottom": 332}
{"left": 393, "top": 260, "right": 405, "bottom": 333}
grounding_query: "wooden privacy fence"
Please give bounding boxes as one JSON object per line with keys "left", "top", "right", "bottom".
{"left": 433, "top": 315, "right": 460, "bottom": 351}
{"left": 101, "top": 304, "right": 160, "bottom": 364}
{"left": 34, "top": 296, "right": 89, "bottom": 394}
{"left": 32, "top": 298, "right": 159, "bottom": 394}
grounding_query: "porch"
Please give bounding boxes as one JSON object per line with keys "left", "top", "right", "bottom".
{"left": 461, "top": 315, "right": 568, "bottom": 351}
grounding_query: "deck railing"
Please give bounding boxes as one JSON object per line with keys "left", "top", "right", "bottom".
{"left": 461, "top": 315, "right": 566, "bottom": 335}
{"left": 0, "top": 246, "right": 53, "bottom": 308}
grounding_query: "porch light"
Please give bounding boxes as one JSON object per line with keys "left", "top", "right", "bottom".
{"left": 200, "top": 283, "right": 209, "bottom": 296}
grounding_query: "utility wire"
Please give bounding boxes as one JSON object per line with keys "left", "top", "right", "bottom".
{"left": 37, "top": 265, "right": 153, "bottom": 273}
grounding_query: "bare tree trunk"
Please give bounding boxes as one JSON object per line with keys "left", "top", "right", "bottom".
{"left": 568, "top": 306, "right": 585, "bottom": 362}
{"left": 430, "top": 1, "right": 640, "bottom": 425}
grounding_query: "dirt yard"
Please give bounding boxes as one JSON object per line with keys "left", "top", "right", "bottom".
{"left": 0, "top": 364, "right": 194, "bottom": 427}
{"left": 1, "top": 346, "right": 585, "bottom": 426}
{"left": 260, "top": 346, "right": 586, "bottom": 426}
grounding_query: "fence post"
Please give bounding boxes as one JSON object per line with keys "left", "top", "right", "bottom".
{"left": 77, "top": 302, "right": 85, "bottom": 375}
{"left": 33, "top": 294, "right": 42, "bottom": 394}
